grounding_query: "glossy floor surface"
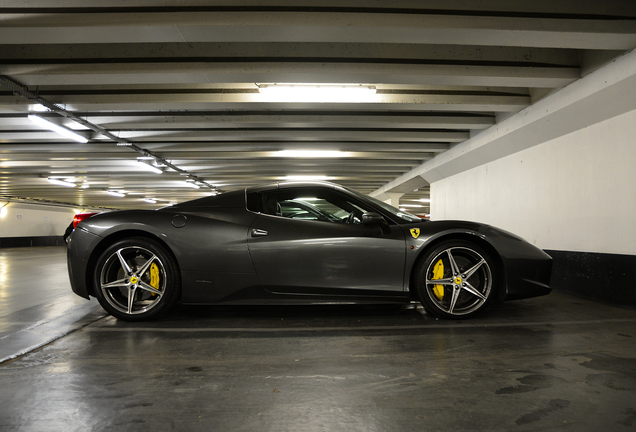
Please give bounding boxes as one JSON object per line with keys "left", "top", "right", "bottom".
{"left": 1, "top": 246, "right": 635, "bottom": 431}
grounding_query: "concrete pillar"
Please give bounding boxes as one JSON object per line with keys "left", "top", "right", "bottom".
{"left": 384, "top": 193, "right": 404, "bottom": 208}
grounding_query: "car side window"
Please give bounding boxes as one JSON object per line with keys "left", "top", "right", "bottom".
{"left": 247, "top": 188, "right": 374, "bottom": 224}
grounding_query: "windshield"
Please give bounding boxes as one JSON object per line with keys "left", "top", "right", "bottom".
{"left": 345, "top": 187, "right": 423, "bottom": 223}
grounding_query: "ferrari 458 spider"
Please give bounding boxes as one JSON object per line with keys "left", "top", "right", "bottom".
{"left": 67, "top": 182, "right": 552, "bottom": 321}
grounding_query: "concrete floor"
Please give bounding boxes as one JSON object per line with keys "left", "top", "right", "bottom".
{"left": 1, "top": 246, "right": 635, "bottom": 431}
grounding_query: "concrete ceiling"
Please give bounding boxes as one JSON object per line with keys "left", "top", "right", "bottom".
{"left": 1, "top": 1, "right": 635, "bottom": 211}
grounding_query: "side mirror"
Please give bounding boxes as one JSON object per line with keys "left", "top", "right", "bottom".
{"left": 362, "top": 212, "right": 390, "bottom": 234}
{"left": 362, "top": 212, "right": 387, "bottom": 227}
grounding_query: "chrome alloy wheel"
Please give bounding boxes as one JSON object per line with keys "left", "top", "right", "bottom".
{"left": 99, "top": 245, "right": 167, "bottom": 316}
{"left": 424, "top": 245, "right": 493, "bottom": 317}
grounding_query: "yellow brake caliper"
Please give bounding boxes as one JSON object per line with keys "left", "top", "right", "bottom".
{"left": 149, "top": 262, "right": 160, "bottom": 295}
{"left": 432, "top": 259, "right": 445, "bottom": 300}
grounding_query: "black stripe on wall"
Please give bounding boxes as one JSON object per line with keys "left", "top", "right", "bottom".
{"left": 545, "top": 249, "right": 636, "bottom": 306}
{"left": 0, "top": 236, "right": 65, "bottom": 248}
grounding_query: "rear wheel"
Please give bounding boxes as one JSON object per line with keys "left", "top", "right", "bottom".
{"left": 93, "top": 237, "right": 181, "bottom": 321}
{"left": 414, "top": 240, "right": 496, "bottom": 319}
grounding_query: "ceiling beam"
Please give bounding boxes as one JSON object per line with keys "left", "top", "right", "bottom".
{"left": 371, "top": 47, "right": 636, "bottom": 195}
{"left": 1, "top": 10, "right": 635, "bottom": 49}
{"left": 0, "top": 112, "right": 497, "bottom": 130}
{"left": 0, "top": 42, "right": 580, "bottom": 66}
{"left": 1, "top": 63, "right": 578, "bottom": 88}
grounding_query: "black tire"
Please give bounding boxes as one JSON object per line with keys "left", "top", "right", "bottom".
{"left": 93, "top": 237, "right": 181, "bottom": 321}
{"left": 414, "top": 240, "right": 496, "bottom": 319}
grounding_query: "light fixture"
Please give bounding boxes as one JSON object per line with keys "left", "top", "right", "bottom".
{"left": 106, "top": 190, "right": 126, "bottom": 197}
{"left": 282, "top": 175, "right": 332, "bottom": 181}
{"left": 137, "top": 161, "right": 163, "bottom": 174}
{"left": 183, "top": 181, "right": 200, "bottom": 189}
{"left": 276, "top": 150, "right": 349, "bottom": 158}
{"left": 28, "top": 115, "right": 88, "bottom": 143}
{"left": 419, "top": 198, "right": 432, "bottom": 203}
{"left": 144, "top": 198, "right": 157, "bottom": 204}
{"left": 400, "top": 204, "right": 424, "bottom": 208}
{"left": 258, "top": 84, "right": 376, "bottom": 103}
{"left": 48, "top": 178, "right": 77, "bottom": 188}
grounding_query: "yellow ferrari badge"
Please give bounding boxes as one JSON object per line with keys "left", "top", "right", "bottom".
{"left": 410, "top": 228, "right": 420, "bottom": 239}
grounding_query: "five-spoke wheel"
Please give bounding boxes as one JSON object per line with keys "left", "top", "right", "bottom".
{"left": 415, "top": 240, "right": 496, "bottom": 319}
{"left": 93, "top": 237, "right": 180, "bottom": 321}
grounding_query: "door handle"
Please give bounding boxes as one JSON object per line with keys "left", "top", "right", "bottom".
{"left": 251, "top": 228, "right": 269, "bottom": 237}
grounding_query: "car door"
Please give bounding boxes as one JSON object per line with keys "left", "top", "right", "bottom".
{"left": 246, "top": 187, "right": 406, "bottom": 295}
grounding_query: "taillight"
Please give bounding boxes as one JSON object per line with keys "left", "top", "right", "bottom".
{"left": 73, "top": 212, "right": 98, "bottom": 228}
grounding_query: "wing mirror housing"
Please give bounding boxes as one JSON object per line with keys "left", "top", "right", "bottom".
{"left": 362, "top": 212, "right": 390, "bottom": 234}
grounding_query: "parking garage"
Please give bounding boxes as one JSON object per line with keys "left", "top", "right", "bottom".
{"left": 1, "top": 2, "right": 636, "bottom": 431}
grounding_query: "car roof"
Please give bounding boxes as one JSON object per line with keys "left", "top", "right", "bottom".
{"left": 245, "top": 181, "right": 340, "bottom": 193}
{"left": 167, "top": 181, "right": 345, "bottom": 209}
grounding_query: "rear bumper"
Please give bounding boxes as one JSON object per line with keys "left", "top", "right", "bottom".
{"left": 67, "top": 228, "right": 102, "bottom": 299}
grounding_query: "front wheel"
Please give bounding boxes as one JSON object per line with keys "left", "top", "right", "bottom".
{"left": 414, "top": 240, "right": 496, "bottom": 319}
{"left": 93, "top": 237, "right": 181, "bottom": 321}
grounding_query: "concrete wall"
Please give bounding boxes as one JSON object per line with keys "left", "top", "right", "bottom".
{"left": 0, "top": 202, "right": 78, "bottom": 238}
{"left": 430, "top": 108, "right": 636, "bottom": 304}
{"left": 431, "top": 108, "right": 636, "bottom": 256}
{"left": 0, "top": 202, "right": 105, "bottom": 247}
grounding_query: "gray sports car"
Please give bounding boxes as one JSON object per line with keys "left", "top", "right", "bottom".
{"left": 67, "top": 182, "right": 552, "bottom": 321}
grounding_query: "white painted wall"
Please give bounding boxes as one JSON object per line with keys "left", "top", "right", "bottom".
{"left": 431, "top": 109, "right": 636, "bottom": 255}
{"left": 0, "top": 202, "right": 80, "bottom": 237}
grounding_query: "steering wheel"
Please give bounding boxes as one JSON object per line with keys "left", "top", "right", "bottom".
{"left": 345, "top": 211, "right": 358, "bottom": 224}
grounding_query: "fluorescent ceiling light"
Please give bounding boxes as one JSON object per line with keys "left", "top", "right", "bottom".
{"left": 283, "top": 175, "right": 332, "bottom": 181}
{"left": 106, "top": 191, "right": 126, "bottom": 197}
{"left": 276, "top": 150, "right": 349, "bottom": 158}
{"left": 259, "top": 84, "right": 376, "bottom": 103}
{"left": 28, "top": 115, "right": 88, "bottom": 143}
{"left": 137, "top": 161, "right": 163, "bottom": 174}
{"left": 144, "top": 198, "right": 157, "bottom": 204}
{"left": 419, "top": 198, "right": 432, "bottom": 203}
{"left": 400, "top": 204, "right": 424, "bottom": 208}
{"left": 184, "top": 181, "right": 200, "bottom": 189}
{"left": 48, "top": 178, "right": 76, "bottom": 188}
